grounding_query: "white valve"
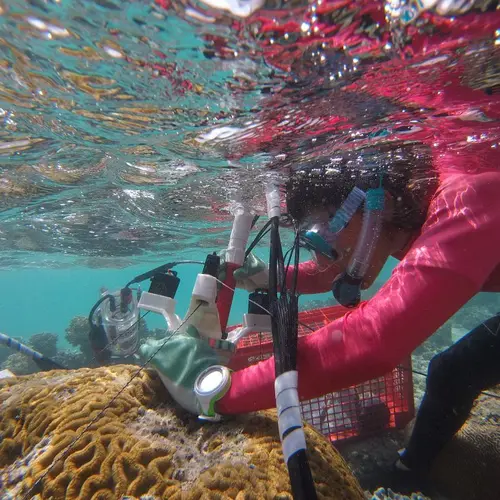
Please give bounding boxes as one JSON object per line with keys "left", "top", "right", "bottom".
{"left": 138, "top": 292, "right": 181, "bottom": 331}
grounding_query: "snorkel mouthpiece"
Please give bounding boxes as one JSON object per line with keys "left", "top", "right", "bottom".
{"left": 332, "top": 272, "right": 363, "bottom": 308}
{"left": 299, "top": 187, "right": 366, "bottom": 262}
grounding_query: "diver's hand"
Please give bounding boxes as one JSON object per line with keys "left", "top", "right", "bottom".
{"left": 219, "top": 251, "right": 269, "bottom": 292}
{"left": 139, "top": 325, "right": 234, "bottom": 415}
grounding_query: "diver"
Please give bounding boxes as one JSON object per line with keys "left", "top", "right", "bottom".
{"left": 139, "top": 139, "right": 500, "bottom": 493}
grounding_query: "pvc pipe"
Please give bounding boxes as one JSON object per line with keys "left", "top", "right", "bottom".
{"left": 217, "top": 212, "right": 254, "bottom": 333}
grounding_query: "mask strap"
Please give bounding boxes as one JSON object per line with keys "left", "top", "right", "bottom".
{"left": 329, "top": 187, "right": 366, "bottom": 233}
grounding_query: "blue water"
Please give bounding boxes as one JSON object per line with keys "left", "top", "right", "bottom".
{"left": 0, "top": 249, "right": 396, "bottom": 349}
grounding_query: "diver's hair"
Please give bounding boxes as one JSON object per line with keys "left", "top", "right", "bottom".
{"left": 285, "top": 141, "right": 438, "bottom": 230}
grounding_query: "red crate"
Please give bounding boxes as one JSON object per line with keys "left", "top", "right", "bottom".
{"left": 228, "top": 305, "right": 415, "bottom": 444}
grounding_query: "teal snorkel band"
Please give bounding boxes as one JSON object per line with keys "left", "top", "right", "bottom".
{"left": 332, "top": 178, "right": 385, "bottom": 308}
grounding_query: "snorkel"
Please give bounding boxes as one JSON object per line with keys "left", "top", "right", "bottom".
{"left": 332, "top": 179, "right": 385, "bottom": 308}
{"left": 298, "top": 172, "right": 386, "bottom": 308}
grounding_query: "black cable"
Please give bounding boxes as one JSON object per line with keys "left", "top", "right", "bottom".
{"left": 268, "top": 217, "right": 279, "bottom": 302}
{"left": 268, "top": 212, "right": 317, "bottom": 500}
{"left": 290, "top": 231, "right": 301, "bottom": 296}
{"left": 88, "top": 294, "right": 113, "bottom": 325}
{"left": 245, "top": 219, "right": 273, "bottom": 259}
{"left": 279, "top": 230, "right": 302, "bottom": 296}
{"left": 125, "top": 260, "right": 204, "bottom": 288}
{"left": 281, "top": 246, "right": 294, "bottom": 292}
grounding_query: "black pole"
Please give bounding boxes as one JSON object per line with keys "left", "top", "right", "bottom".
{"left": 0, "top": 333, "right": 65, "bottom": 372}
{"left": 268, "top": 212, "right": 318, "bottom": 500}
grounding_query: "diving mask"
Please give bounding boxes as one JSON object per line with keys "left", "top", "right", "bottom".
{"left": 299, "top": 187, "right": 366, "bottom": 262}
{"left": 300, "top": 223, "right": 341, "bottom": 261}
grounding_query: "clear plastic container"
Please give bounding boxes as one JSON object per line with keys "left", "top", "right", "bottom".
{"left": 99, "top": 288, "right": 139, "bottom": 357}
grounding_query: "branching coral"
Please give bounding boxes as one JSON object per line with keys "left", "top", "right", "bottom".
{"left": 65, "top": 316, "right": 93, "bottom": 362}
{"left": 52, "top": 350, "right": 86, "bottom": 370}
{"left": 0, "top": 365, "right": 365, "bottom": 500}
{"left": 28, "top": 333, "right": 58, "bottom": 358}
{"left": 1, "top": 352, "right": 38, "bottom": 376}
{"left": 365, "top": 488, "right": 429, "bottom": 500}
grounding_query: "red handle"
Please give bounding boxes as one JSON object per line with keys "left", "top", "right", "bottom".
{"left": 216, "top": 261, "right": 240, "bottom": 334}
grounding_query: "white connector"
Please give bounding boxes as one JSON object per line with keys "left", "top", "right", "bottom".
{"left": 266, "top": 182, "right": 281, "bottom": 219}
{"left": 138, "top": 291, "right": 181, "bottom": 331}
{"left": 226, "top": 313, "right": 272, "bottom": 345}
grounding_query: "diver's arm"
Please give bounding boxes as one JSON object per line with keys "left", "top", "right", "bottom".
{"left": 219, "top": 268, "right": 478, "bottom": 413}
{"left": 285, "top": 256, "right": 343, "bottom": 294}
{"left": 217, "top": 173, "right": 500, "bottom": 414}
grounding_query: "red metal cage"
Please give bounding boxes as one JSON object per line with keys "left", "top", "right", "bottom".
{"left": 228, "top": 305, "right": 415, "bottom": 444}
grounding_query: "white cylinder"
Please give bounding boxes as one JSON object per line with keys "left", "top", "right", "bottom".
{"left": 192, "top": 274, "right": 218, "bottom": 304}
{"left": 266, "top": 183, "right": 281, "bottom": 219}
{"left": 226, "top": 213, "right": 254, "bottom": 265}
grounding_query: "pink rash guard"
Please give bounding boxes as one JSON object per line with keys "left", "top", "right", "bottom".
{"left": 218, "top": 157, "right": 500, "bottom": 414}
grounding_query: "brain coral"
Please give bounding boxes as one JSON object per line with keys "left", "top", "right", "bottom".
{"left": 0, "top": 365, "right": 365, "bottom": 500}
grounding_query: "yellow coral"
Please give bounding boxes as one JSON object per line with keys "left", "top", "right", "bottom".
{"left": 0, "top": 365, "right": 364, "bottom": 500}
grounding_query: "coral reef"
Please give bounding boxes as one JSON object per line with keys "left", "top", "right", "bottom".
{"left": 0, "top": 346, "right": 15, "bottom": 367}
{"left": 365, "top": 488, "right": 429, "bottom": 500}
{"left": 65, "top": 316, "right": 94, "bottom": 363}
{"left": 1, "top": 352, "right": 38, "bottom": 376}
{"left": 0, "top": 335, "right": 30, "bottom": 367}
{"left": 52, "top": 349, "right": 87, "bottom": 370}
{"left": 28, "top": 333, "right": 58, "bottom": 358}
{"left": 0, "top": 365, "right": 365, "bottom": 500}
